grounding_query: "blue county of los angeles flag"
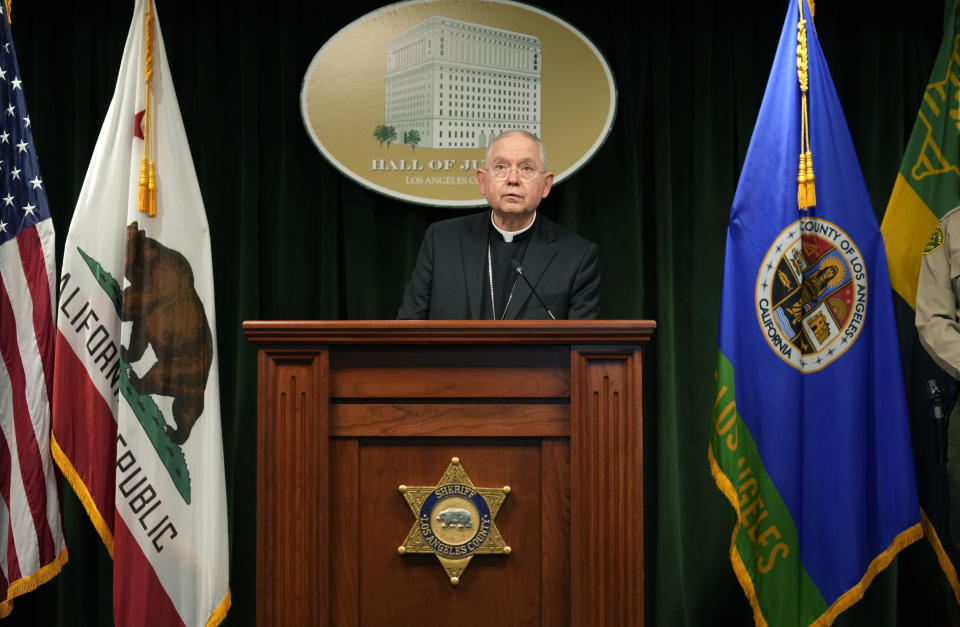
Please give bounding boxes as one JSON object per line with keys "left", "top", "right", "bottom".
{"left": 708, "top": 1, "right": 922, "bottom": 625}
{"left": 0, "top": 3, "right": 67, "bottom": 617}
{"left": 50, "top": 0, "right": 230, "bottom": 625}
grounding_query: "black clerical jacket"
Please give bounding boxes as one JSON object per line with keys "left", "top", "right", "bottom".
{"left": 397, "top": 210, "right": 600, "bottom": 320}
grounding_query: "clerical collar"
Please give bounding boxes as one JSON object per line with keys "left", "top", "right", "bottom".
{"left": 490, "top": 211, "right": 536, "bottom": 243}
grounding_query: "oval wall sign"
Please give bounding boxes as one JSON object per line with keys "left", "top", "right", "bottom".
{"left": 301, "top": 0, "right": 617, "bottom": 207}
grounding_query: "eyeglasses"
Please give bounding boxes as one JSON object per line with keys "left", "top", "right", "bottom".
{"left": 486, "top": 163, "right": 544, "bottom": 181}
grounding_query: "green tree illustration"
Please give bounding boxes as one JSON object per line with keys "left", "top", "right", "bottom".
{"left": 373, "top": 124, "right": 397, "bottom": 149}
{"left": 404, "top": 129, "right": 421, "bottom": 152}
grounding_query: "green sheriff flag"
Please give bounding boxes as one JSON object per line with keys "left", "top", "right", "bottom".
{"left": 880, "top": 0, "right": 960, "bottom": 604}
{"left": 883, "top": 0, "right": 960, "bottom": 308}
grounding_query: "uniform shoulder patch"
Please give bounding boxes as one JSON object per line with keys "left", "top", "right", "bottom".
{"left": 924, "top": 225, "right": 945, "bottom": 255}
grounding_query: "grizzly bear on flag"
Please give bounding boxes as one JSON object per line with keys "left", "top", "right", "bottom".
{"left": 121, "top": 221, "right": 213, "bottom": 445}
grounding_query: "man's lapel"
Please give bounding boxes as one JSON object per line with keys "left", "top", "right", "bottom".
{"left": 503, "top": 215, "right": 557, "bottom": 320}
{"left": 460, "top": 211, "right": 488, "bottom": 319}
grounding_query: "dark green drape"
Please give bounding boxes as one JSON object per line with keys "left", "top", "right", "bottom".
{"left": 3, "top": 0, "right": 954, "bottom": 624}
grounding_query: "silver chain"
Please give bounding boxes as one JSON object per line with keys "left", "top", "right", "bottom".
{"left": 487, "top": 242, "right": 516, "bottom": 320}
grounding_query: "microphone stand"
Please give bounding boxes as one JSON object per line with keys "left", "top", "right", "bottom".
{"left": 510, "top": 259, "right": 556, "bottom": 320}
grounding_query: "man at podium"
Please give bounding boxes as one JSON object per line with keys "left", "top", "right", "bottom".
{"left": 397, "top": 130, "right": 601, "bottom": 320}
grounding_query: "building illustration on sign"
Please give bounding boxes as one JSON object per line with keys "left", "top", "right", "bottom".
{"left": 384, "top": 16, "right": 542, "bottom": 150}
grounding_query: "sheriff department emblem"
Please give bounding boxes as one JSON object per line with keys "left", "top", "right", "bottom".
{"left": 924, "top": 224, "right": 945, "bottom": 255}
{"left": 755, "top": 218, "right": 867, "bottom": 372}
{"left": 398, "top": 457, "right": 510, "bottom": 585}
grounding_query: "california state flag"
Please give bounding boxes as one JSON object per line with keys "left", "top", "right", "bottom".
{"left": 50, "top": 0, "right": 230, "bottom": 624}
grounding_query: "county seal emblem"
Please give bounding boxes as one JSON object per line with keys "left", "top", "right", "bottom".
{"left": 398, "top": 457, "right": 510, "bottom": 585}
{"left": 755, "top": 218, "right": 867, "bottom": 372}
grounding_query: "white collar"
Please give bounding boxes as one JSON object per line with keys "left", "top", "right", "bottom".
{"left": 491, "top": 211, "right": 536, "bottom": 243}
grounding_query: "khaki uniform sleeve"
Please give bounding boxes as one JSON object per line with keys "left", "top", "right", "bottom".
{"left": 917, "top": 215, "right": 960, "bottom": 380}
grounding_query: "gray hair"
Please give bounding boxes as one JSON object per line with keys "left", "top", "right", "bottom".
{"left": 485, "top": 130, "right": 548, "bottom": 171}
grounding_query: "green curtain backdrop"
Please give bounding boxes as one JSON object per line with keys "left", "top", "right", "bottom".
{"left": 3, "top": 0, "right": 952, "bottom": 624}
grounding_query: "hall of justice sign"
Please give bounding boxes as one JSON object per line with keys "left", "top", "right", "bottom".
{"left": 301, "top": 0, "right": 617, "bottom": 207}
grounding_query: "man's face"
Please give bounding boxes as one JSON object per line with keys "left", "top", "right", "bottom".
{"left": 477, "top": 134, "right": 554, "bottom": 228}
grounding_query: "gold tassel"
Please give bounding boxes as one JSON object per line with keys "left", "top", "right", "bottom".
{"left": 5, "top": 0, "right": 11, "bottom": 25}
{"left": 147, "top": 161, "right": 156, "bottom": 217}
{"left": 804, "top": 149, "right": 815, "bottom": 206}
{"left": 138, "top": 157, "right": 148, "bottom": 213}
{"left": 797, "top": 152, "right": 807, "bottom": 208}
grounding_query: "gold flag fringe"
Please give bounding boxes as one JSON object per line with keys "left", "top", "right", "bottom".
{"left": 51, "top": 436, "right": 115, "bottom": 556}
{"left": 709, "top": 441, "right": 923, "bottom": 627}
{"left": 139, "top": 4, "right": 157, "bottom": 216}
{"left": 813, "top": 523, "right": 921, "bottom": 626}
{"left": 0, "top": 546, "right": 69, "bottom": 616}
{"left": 4, "top": 0, "right": 10, "bottom": 25}
{"left": 708, "top": 444, "right": 770, "bottom": 627}
{"left": 921, "top": 510, "right": 960, "bottom": 605}
{"left": 206, "top": 589, "right": 233, "bottom": 627}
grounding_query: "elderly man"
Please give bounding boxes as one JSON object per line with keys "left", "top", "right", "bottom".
{"left": 397, "top": 130, "right": 600, "bottom": 320}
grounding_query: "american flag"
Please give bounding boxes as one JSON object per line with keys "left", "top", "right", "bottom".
{"left": 0, "top": 5, "right": 67, "bottom": 616}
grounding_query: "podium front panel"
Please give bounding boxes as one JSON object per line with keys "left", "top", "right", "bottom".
{"left": 245, "top": 320, "right": 653, "bottom": 626}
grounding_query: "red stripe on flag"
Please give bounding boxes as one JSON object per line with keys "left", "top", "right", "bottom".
{"left": 113, "top": 515, "right": 185, "bottom": 627}
{"left": 0, "top": 273, "right": 56, "bottom": 568}
{"left": 51, "top": 331, "right": 117, "bottom": 533}
{"left": 0, "top": 391, "right": 14, "bottom": 591}
{"left": 16, "top": 226, "right": 54, "bottom": 413}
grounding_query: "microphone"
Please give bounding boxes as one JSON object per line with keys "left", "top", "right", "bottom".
{"left": 928, "top": 379, "right": 945, "bottom": 420}
{"left": 510, "top": 259, "right": 556, "bottom": 320}
{"left": 928, "top": 377, "right": 952, "bottom": 465}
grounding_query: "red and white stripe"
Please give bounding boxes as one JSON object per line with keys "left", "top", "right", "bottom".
{"left": 0, "top": 219, "right": 66, "bottom": 610}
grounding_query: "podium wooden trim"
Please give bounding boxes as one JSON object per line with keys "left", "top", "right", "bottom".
{"left": 244, "top": 320, "right": 654, "bottom": 626}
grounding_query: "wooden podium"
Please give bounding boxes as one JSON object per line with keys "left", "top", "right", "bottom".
{"left": 243, "top": 320, "right": 654, "bottom": 626}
